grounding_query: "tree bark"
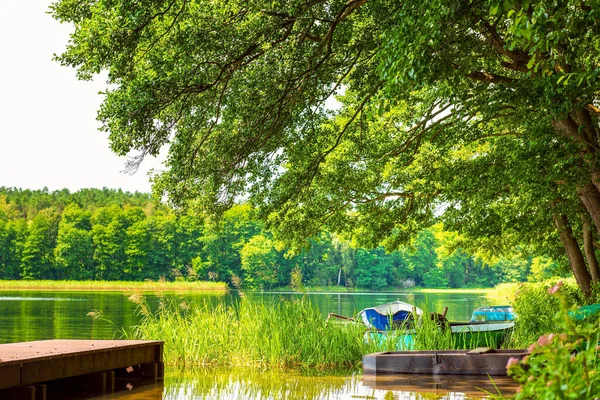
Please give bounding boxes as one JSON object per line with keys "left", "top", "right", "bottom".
{"left": 572, "top": 107, "right": 598, "bottom": 145}
{"left": 581, "top": 214, "right": 600, "bottom": 284}
{"left": 577, "top": 181, "right": 600, "bottom": 234}
{"left": 552, "top": 212, "right": 592, "bottom": 297}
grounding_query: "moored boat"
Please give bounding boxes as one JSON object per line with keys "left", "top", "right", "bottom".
{"left": 327, "top": 301, "right": 422, "bottom": 330}
{"left": 361, "top": 303, "right": 515, "bottom": 350}
{"left": 470, "top": 306, "right": 515, "bottom": 322}
{"left": 363, "top": 348, "right": 528, "bottom": 376}
{"left": 357, "top": 301, "right": 423, "bottom": 330}
{"left": 449, "top": 320, "right": 514, "bottom": 348}
{"left": 329, "top": 301, "right": 515, "bottom": 349}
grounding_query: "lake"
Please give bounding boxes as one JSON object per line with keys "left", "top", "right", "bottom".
{"left": 0, "top": 289, "right": 517, "bottom": 399}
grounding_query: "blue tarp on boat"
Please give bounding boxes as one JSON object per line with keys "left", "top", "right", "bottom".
{"left": 569, "top": 303, "right": 600, "bottom": 321}
{"left": 358, "top": 301, "right": 422, "bottom": 331}
{"left": 470, "top": 306, "right": 515, "bottom": 322}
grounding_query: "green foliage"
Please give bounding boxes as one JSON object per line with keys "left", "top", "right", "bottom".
{"left": 507, "top": 278, "right": 586, "bottom": 348}
{"left": 240, "top": 235, "right": 279, "bottom": 289}
{"left": 48, "top": 0, "right": 600, "bottom": 298}
{"left": 21, "top": 209, "right": 60, "bottom": 279}
{"left": 55, "top": 204, "right": 94, "bottom": 280}
{"left": 0, "top": 187, "right": 550, "bottom": 288}
{"left": 352, "top": 248, "right": 392, "bottom": 290}
{"left": 507, "top": 288, "right": 600, "bottom": 399}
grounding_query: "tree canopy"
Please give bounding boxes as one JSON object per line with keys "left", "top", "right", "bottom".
{"left": 0, "top": 187, "right": 547, "bottom": 288}
{"left": 51, "top": 0, "right": 600, "bottom": 294}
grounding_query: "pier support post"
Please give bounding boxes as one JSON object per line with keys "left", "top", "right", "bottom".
{"left": 106, "top": 371, "right": 116, "bottom": 392}
{"left": 86, "top": 372, "right": 107, "bottom": 392}
{"left": 33, "top": 385, "right": 46, "bottom": 400}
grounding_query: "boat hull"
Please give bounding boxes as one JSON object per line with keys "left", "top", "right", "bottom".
{"left": 363, "top": 349, "right": 528, "bottom": 376}
{"left": 450, "top": 321, "right": 514, "bottom": 349}
{"left": 367, "top": 321, "right": 514, "bottom": 350}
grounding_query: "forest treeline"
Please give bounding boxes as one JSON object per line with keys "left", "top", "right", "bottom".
{"left": 0, "top": 188, "right": 564, "bottom": 289}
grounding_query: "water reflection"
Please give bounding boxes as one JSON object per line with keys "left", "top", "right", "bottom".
{"left": 82, "top": 368, "right": 516, "bottom": 400}
{"left": 362, "top": 374, "right": 518, "bottom": 398}
{"left": 0, "top": 296, "right": 85, "bottom": 301}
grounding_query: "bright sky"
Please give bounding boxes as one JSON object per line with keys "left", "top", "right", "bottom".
{"left": 0, "top": 1, "right": 164, "bottom": 193}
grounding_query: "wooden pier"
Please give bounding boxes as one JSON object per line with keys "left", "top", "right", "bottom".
{"left": 0, "top": 340, "right": 164, "bottom": 400}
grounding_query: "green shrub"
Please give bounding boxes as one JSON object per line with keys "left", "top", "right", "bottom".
{"left": 507, "top": 282, "right": 600, "bottom": 399}
{"left": 506, "top": 278, "right": 586, "bottom": 348}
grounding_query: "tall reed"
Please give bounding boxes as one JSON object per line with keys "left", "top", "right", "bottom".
{"left": 126, "top": 295, "right": 383, "bottom": 369}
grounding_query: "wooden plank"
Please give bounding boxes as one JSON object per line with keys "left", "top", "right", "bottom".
{"left": 0, "top": 340, "right": 163, "bottom": 389}
{"left": 0, "top": 340, "right": 162, "bottom": 366}
{"left": 0, "top": 365, "right": 21, "bottom": 390}
{"left": 21, "top": 345, "right": 157, "bottom": 385}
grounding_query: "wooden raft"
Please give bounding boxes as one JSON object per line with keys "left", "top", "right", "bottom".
{"left": 0, "top": 340, "right": 164, "bottom": 399}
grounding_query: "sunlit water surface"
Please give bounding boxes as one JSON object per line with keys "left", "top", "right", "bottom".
{"left": 0, "top": 289, "right": 516, "bottom": 399}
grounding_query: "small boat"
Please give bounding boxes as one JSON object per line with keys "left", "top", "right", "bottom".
{"left": 327, "top": 301, "right": 423, "bottom": 330}
{"left": 449, "top": 320, "right": 514, "bottom": 349}
{"left": 470, "top": 306, "right": 515, "bottom": 322}
{"left": 569, "top": 303, "right": 600, "bottom": 321}
{"left": 330, "top": 302, "right": 514, "bottom": 349}
{"left": 358, "top": 301, "right": 423, "bottom": 330}
{"left": 360, "top": 304, "right": 514, "bottom": 350}
{"left": 363, "top": 347, "right": 528, "bottom": 376}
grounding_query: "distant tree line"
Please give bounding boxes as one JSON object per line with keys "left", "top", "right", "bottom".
{"left": 0, "top": 188, "right": 564, "bottom": 289}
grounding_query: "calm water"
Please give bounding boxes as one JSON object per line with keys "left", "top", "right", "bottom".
{"left": 0, "top": 289, "right": 515, "bottom": 399}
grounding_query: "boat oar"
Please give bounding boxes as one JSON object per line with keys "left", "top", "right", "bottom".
{"left": 326, "top": 313, "right": 355, "bottom": 325}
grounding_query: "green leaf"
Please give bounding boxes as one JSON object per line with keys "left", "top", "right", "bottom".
{"left": 490, "top": 3, "right": 499, "bottom": 15}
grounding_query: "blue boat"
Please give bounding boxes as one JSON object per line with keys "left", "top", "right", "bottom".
{"left": 470, "top": 306, "right": 515, "bottom": 322}
{"left": 364, "top": 304, "right": 515, "bottom": 350}
{"left": 357, "top": 301, "right": 423, "bottom": 331}
{"left": 569, "top": 303, "right": 600, "bottom": 320}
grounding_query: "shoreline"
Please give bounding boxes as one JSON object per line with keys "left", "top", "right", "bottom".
{"left": 0, "top": 280, "right": 229, "bottom": 292}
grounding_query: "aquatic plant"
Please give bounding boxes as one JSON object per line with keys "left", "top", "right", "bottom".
{"left": 126, "top": 295, "right": 383, "bottom": 369}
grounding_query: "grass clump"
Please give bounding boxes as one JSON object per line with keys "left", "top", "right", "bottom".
{"left": 0, "top": 280, "right": 228, "bottom": 292}
{"left": 504, "top": 278, "right": 585, "bottom": 348}
{"left": 126, "top": 294, "right": 384, "bottom": 369}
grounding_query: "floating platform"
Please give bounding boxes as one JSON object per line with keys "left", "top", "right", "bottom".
{"left": 0, "top": 340, "right": 164, "bottom": 400}
{"left": 363, "top": 348, "right": 528, "bottom": 376}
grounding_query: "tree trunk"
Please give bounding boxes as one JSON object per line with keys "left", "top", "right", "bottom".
{"left": 552, "top": 212, "right": 592, "bottom": 297}
{"left": 577, "top": 181, "right": 600, "bottom": 234}
{"left": 591, "top": 171, "right": 600, "bottom": 194}
{"left": 572, "top": 108, "right": 598, "bottom": 144}
{"left": 582, "top": 214, "right": 600, "bottom": 284}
